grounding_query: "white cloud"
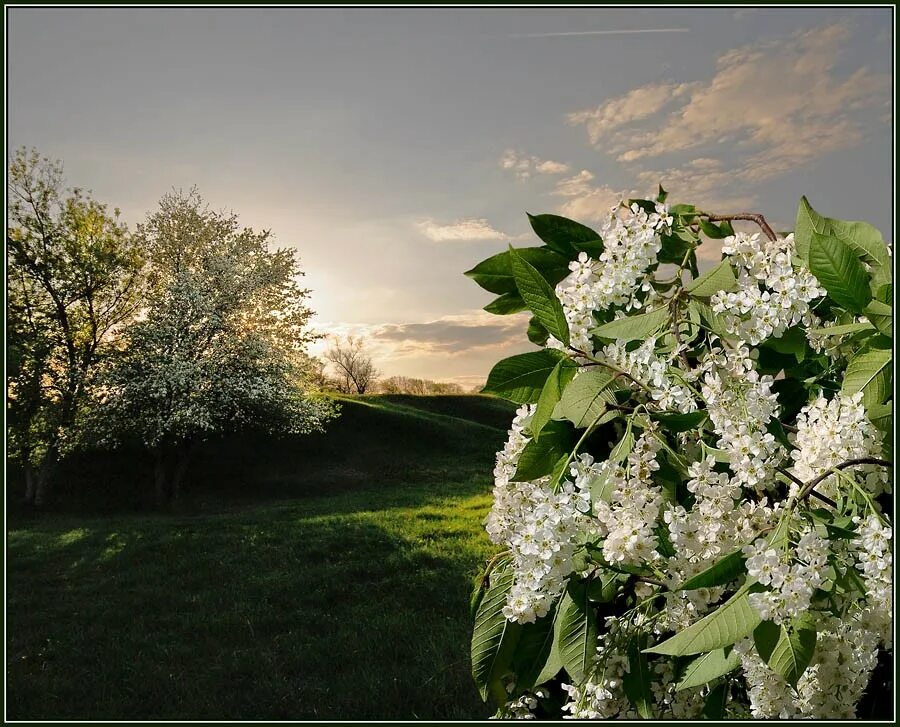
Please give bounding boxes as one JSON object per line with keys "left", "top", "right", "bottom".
{"left": 569, "top": 23, "right": 890, "bottom": 195}
{"left": 500, "top": 149, "right": 570, "bottom": 179}
{"left": 417, "top": 217, "right": 510, "bottom": 242}
{"left": 568, "top": 82, "right": 696, "bottom": 145}
{"left": 551, "top": 170, "right": 636, "bottom": 222}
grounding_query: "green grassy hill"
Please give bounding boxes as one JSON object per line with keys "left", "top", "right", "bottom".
{"left": 6, "top": 395, "right": 516, "bottom": 720}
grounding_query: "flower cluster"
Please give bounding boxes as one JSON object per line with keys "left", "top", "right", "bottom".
{"left": 698, "top": 341, "right": 783, "bottom": 490}
{"left": 710, "top": 232, "right": 825, "bottom": 345}
{"left": 602, "top": 338, "right": 696, "bottom": 413}
{"left": 853, "top": 514, "right": 892, "bottom": 648}
{"left": 590, "top": 429, "right": 664, "bottom": 566}
{"left": 487, "top": 407, "right": 602, "bottom": 623}
{"left": 552, "top": 203, "right": 670, "bottom": 351}
{"left": 789, "top": 392, "right": 889, "bottom": 500}
{"left": 744, "top": 526, "right": 829, "bottom": 625}
{"left": 736, "top": 612, "right": 883, "bottom": 718}
{"left": 660, "top": 457, "right": 780, "bottom": 630}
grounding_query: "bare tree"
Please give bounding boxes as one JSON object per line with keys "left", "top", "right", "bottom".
{"left": 324, "top": 336, "right": 378, "bottom": 394}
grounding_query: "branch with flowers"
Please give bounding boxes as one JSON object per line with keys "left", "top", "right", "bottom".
{"left": 465, "top": 188, "right": 893, "bottom": 720}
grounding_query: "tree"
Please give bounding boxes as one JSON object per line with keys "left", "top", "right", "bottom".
{"left": 6, "top": 148, "right": 144, "bottom": 505}
{"left": 98, "top": 189, "right": 337, "bottom": 506}
{"left": 467, "top": 194, "right": 892, "bottom": 719}
{"left": 324, "top": 336, "right": 378, "bottom": 394}
{"left": 378, "top": 376, "right": 463, "bottom": 395}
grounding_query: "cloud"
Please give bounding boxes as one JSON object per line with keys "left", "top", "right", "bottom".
{"left": 417, "top": 217, "right": 510, "bottom": 242}
{"left": 508, "top": 28, "right": 690, "bottom": 39}
{"left": 372, "top": 311, "right": 527, "bottom": 356}
{"left": 551, "top": 170, "right": 636, "bottom": 222}
{"left": 568, "top": 82, "right": 696, "bottom": 144}
{"left": 568, "top": 23, "right": 890, "bottom": 197}
{"left": 311, "top": 311, "right": 531, "bottom": 377}
{"left": 500, "top": 149, "right": 570, "bottom": 179}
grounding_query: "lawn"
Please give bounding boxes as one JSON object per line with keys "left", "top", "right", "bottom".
{"left": 6, "top": 395, "right": 515, "bottom": 720}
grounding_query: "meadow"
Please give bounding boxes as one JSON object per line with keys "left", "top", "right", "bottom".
{"left": 6, "top": 395, "right": 515, "bottom": 720}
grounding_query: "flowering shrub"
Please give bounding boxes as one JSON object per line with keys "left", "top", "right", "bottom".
{"left": 466, "top": 191, "right": 893, "bottom": 719}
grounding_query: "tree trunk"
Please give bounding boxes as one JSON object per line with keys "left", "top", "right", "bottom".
{"left": 154, "top": 448, "right": 170, "bottom": 509}
{"left": 33, "top": 445, "right": 59, "bottom": 507}
{"left": 23, "top": 462, "right": 37, "bottom": 504}
{"left": 170, "top": 442, "right": 192, "bottom": 502}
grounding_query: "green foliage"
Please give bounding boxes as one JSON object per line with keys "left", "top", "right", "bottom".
{"left": 555, "top": 368, "right": 617, "bottom": 429}
{"left": 468, "top": 198, "right": 893, "bottom": 719}
{"left": 465, "top": 247, "right": 570, "bottom": 295}
{"left": 591, "top": 307, "right": 670, "bottom": 341}
{"left": 841, "top": 340, "right": 892, "bottom": 409}
{"left": 676, "top": 647, "right": 742, "bottom": 691}
{"left": 646, "top": 583, "right": 765, "bottom": 656}
{"left": 554, "top": 580, "right": 599, "bottom": 683}
{"left": 529, "top": 360, "right": 578, "bottom": 438}
{"left": 527, "top": 213, "right": 602, "bottom": 256}
{"left": 678, "top": 550, "right": 746, "bottom": 591}
{"left": 483, "top": 350, "right": 568, "bottom": 404}
{"left": 684, "top": 259, "right": 738, "bottom": 297}
{"left": 808, "top": 232, "right": 872, "bottom": 313}
{"left": 753, "top": 617, "right": 817, "bottom": 687}
{"left": 509, "top": 245, "right": 570, "bottom": 345}
{"left": 471, "top": 563, "right": 520, "bottom": 703}
{"left": 7, "top": 148, "right": 145, "bottom": 500}
{"left": 97, "top": 190, "right": 335, "bottom": 467}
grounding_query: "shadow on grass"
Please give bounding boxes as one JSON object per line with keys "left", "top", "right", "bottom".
{"left": 7, "top": 498, "right": 495, "bottom": 720}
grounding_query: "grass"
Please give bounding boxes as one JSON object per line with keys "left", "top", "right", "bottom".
{"left": 6, "top": 395, "right": 516, "bottom": 720}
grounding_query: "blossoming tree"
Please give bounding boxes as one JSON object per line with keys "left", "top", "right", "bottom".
{"left": 466, "top": 190, "right": 892, "bottom": 719}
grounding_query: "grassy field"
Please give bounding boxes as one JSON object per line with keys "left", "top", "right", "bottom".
{"left": 6, "top": 395, "right": 515, "bottom": 720}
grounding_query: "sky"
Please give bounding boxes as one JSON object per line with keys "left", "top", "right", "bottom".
{"left": 7, "top": 7, "right": 894, "bottom": 388}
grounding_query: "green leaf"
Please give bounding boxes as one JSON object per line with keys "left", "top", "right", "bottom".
{"left": 527, "top": 316, "right": 550, "bottom": 347}
{"left": 656, "top": 184, "right": 668, "bottom": 204}
{"left": 587, "top": 570, "right": 626, "bottom": 603}
{"left": 688, "top": 299, "right": 732, "bottom": 339}
{"left": 471, "top": 564, "right": 521, "bottom": 703}
{"left": 509, "top": 245, "right": 570, "bottom": 345}
{"left": 623, "top": 635, "right": 654, "bottom": 719}
{"left": 678, "top": 550, "right": 746, "bottom": 591}
{"left": 864, "top": 299, "right": 892, "bottom": 338}
{"left": 554, "top": 580, "right": 599, "bottom": 682}
{"left": 841, "top": 344, "right": 891, "bottom": 409}
{"left": 530, "top": 360, "right": 578, "bottom": 438}
{"left": 649, "top": 410, "right": 708, "bottom": 432}
{"left": 875, "top": 282, "right": 892, "bottom": 304}
{"left": 556, "top": 368, "right": 617, "bottom": 428}
{"left": 591, "top": 307, "right": 670, "bottom": 342}
{"left": 794, "top": 196, "right": 891, "bottom": 283}
{"left": 866, "top": 402, "right": 892, "bottom": 434}
{"left": 527, "top": 213, "right": 602, "bottom": 256}
{"left": 808, "top": 232, "right": 871, "bottom": 313}
{"left": 465, "top": 247, "right": 571, "bottom": 295}
{"left": 483, "top": 349, "right": 569, "bottom": 404}
{"left": 685, "top": 259, "right": 738, "bottom": 297}
{"left": 808, "top": 321, "right": 875, "bottom": 336}
{"left": 511, "top": 603, "right": 559, "bottom": 693}
{"left": 484, "top": 291, "right": 528, "bottom": 315}
{"left": 645, "top": 582, "right": 765, "bottom": 656}
{"left": 698, "top": 219, "right": 730, "bottom": 240}
{"left": 703, "top": 682, "right": 729, "bottom": 719}
{"left": 512, "top": 421, "right": 573, "bottom": 482}
{"left": 676, "top": 646, "right": 742, "bottom": 691}
{"left": 588, "top": 467, "right": 617, "bottom": 506}
{"left": 753, "top": 617, "right": 817, "bottom": 688}
{"left": 609, "top": 420, "right": 635, "bottom": 463}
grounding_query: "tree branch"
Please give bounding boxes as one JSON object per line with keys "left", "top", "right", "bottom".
{"left": 798, "top": 458, "right": 892, "bottom": 503}
{"left": 703, "top": 212, "right": 778, "bottom": 242}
